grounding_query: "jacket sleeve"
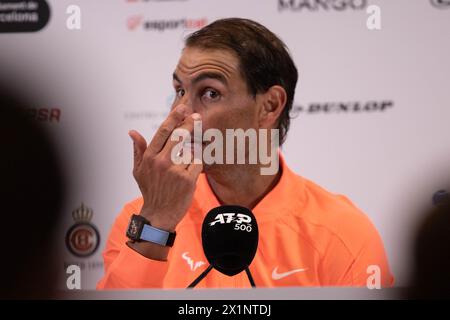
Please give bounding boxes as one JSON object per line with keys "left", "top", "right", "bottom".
{"left": 346, "top": 225, "right": 395, "bottom": 287}
{"left": 319, "top": 210, "right": 394, "bottom": 287}
{"left": 96, "top": 200, "right": 170, "bottom": 289}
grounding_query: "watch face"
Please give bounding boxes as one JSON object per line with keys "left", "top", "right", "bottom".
{"left": 127, "top": 215, "right": 144, "bottom": 240}
{"left": 129, "top": 220, "right": 139, "bottom": 237}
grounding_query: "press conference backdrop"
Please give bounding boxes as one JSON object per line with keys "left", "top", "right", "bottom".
{"left": 1, "top": 0, "right": 449, "bottom": 291}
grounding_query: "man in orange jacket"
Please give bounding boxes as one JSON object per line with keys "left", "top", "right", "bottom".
{"left": 97, "top": 18, "right": 393, "bottom": 289}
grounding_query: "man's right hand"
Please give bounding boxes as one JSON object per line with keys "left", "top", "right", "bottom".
{"left": 127, "top": 104, "right": 203, "bottom": 260}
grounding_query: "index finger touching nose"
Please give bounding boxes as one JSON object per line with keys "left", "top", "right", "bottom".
{"left": 146, "top": 104, "right": 190, "bottom": 156}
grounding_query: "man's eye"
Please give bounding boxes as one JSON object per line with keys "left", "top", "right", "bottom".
{"left": 202, "top": 88, "right": 220, "bottom": 101}
{"left": 175, "top": 88, "right": 185, "bottom": 98}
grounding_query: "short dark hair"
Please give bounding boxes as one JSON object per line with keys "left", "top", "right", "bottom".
{"left": 185, "top": 18, "right": 298, "bottom": 145}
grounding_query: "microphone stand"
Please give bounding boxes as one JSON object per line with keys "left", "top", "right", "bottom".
{"left": 187, "top": 265, "right": 256, "bottom": 288}
{"left": 245, "top": 267, "right": 256, "bottom": 287}
{"left": 187, "top": 265, "right": 213, "bottom": 288}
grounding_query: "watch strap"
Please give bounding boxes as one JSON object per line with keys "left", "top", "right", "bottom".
{"left": 140, "top": 224, "right": 175, "bottom": 247}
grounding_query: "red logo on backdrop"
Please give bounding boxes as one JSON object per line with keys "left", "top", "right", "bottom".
{"left": 27, "top": 108, "right": 61, "bottom": 122}
{"left": 65, "top": 203, "right": 100, "bottom": 258}
{"left": 126, "top": 17, "right": 207, "bottom": 31}
{"left": 127, "top": 15, "right": 143, "bottom": 30}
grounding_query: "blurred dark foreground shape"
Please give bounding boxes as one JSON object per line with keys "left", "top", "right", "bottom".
{"left": 0, "top": 84, "right": 65, "bottom": 299}
{"left": 409, "top": 189, "right": 450, "bottom": 299}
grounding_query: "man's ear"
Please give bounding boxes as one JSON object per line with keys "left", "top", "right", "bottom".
{"left": 258, "top": 85, "right": 287, "bottom": 129}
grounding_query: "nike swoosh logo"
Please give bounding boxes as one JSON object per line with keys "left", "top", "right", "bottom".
{"left": 272, "top": 266, "right": 307, "bottom": 280}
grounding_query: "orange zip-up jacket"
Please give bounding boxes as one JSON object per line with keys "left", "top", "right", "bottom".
{"left": 97, "top": 155, "right": 394, "bottom": 289}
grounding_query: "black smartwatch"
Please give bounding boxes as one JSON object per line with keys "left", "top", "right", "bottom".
{"left": 126, "top": 214, "right": 176, "bottom": 247}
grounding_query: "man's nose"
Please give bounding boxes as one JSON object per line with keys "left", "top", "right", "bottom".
{"left": 176, "top": 95, "right": 194, "bottom": 114}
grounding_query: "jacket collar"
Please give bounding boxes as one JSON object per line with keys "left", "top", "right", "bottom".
{"left": 191, "top": 152, "right": 306, "bottom": 223}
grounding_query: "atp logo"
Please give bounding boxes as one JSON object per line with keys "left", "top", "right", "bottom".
{"left": 209, "top": 213, "right": 251, "bottom": 226}
{"left": 209, "top": 213, "right": 253, "bottom": 232}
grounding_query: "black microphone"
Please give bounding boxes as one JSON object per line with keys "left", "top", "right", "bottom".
{"left": 187, "top": 205, "right": 259, "bottom": 288}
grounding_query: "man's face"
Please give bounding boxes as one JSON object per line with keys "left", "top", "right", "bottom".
{"left": 171, "top": 46, "right": 261, "bottom": 171}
